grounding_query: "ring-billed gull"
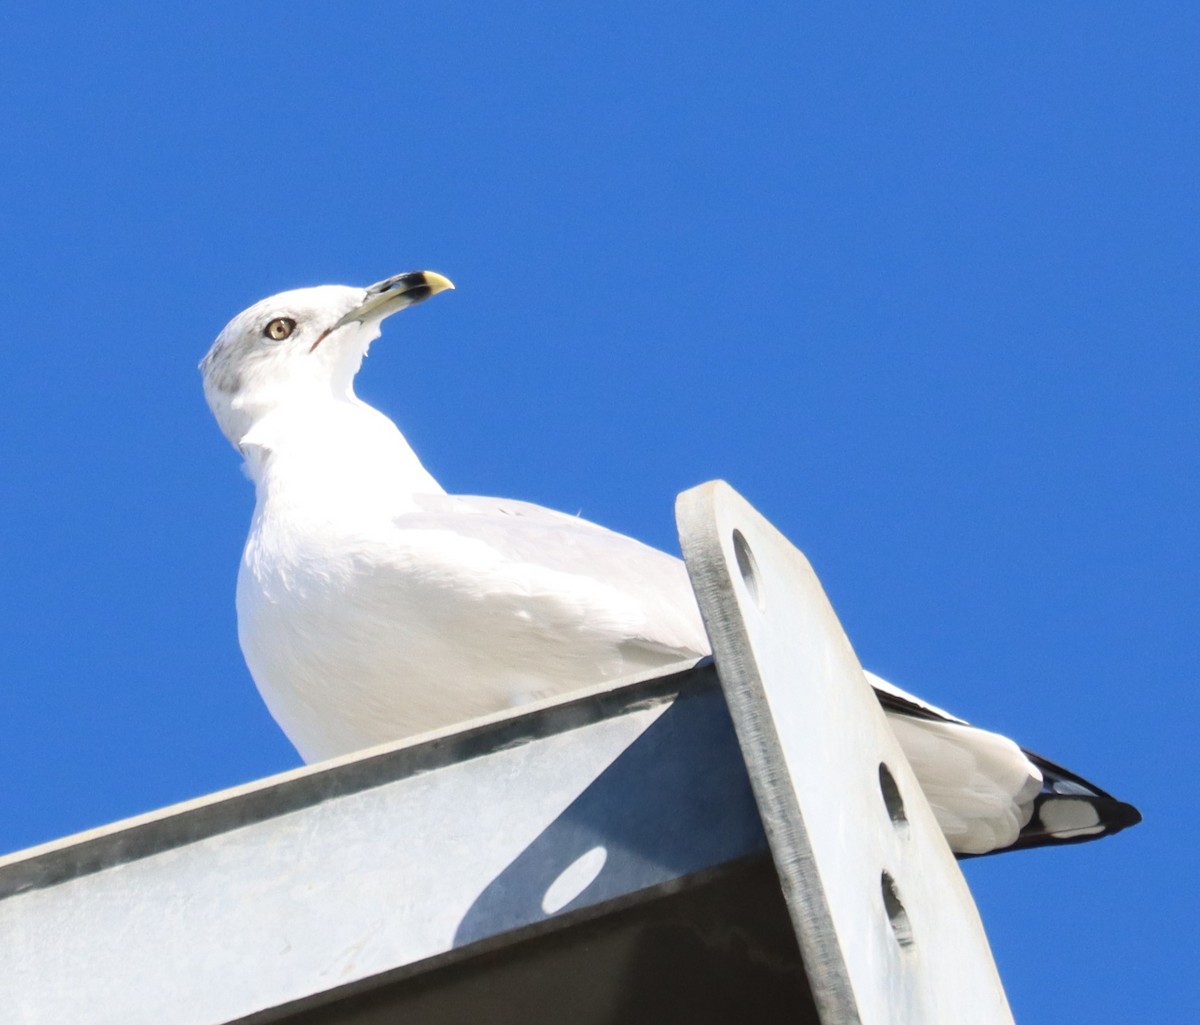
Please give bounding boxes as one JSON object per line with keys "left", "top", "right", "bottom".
{"left": 200, "top": 271, "right": 1140, "bottom": 855}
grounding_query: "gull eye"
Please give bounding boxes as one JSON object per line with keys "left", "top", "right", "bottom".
{"left": 264, "top": 317, "right": 296, "bottom": 341}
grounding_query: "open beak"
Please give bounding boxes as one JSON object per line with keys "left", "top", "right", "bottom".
{"left": 315, "top": 271, "right": 455, "bottom": 350}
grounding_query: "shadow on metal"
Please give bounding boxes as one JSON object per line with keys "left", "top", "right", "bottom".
{"left": 455, "top": 683, "right": 768, "bottom": 946}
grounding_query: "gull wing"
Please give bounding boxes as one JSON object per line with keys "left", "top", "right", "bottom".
{"left": 402, "top": 494, "right": 1140, "bottom": 854}
{"left": 401, "top": 493, "right": 710, "bottom": 665}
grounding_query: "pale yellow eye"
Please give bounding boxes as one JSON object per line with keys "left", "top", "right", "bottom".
{"left": 264, "top": 317, "right": 296, "bottom": 341}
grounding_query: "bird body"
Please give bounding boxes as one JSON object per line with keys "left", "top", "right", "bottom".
{"left": 202, "top": 272, "right": 1139, "bottom": 855}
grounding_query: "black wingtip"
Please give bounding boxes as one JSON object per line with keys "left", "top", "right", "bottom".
{"left": 952, "top": 744, "right": 1143, "bottom": 859}
{"left": 983, "top": 749, "right": 1143, "bottom": 856}
{"left": 1109, "top": 798, "right": 1143, "bottom": 832}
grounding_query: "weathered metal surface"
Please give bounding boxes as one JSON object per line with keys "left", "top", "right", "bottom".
{"left": 268, "top": 858, "right": 817, "bottom": 1025}
{"left": 676, "top": 480, "right": 1014, "bottom": 1025}
{"left": 0, "top": 664, "right": 768, "bottom": 1025}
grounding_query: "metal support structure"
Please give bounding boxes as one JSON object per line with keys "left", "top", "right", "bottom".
{"left": 677, "top": 480, "right": 1013, "bottom": 1025}
{"left": 0, "top": 481, "right": 1015, "bottom": 1023}
{"left": 0, "top": 665, "right": 777, "bottom": 1024}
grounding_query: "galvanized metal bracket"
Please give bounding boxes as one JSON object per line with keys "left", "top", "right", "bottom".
{"left": 676, "top": 480, "right": 1014, "bottom": 1025}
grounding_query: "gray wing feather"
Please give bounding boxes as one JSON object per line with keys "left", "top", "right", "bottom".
{"left": 403, "top": 494, "right": 709, "bottom": 659}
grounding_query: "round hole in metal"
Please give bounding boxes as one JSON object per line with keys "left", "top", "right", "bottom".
{"left": 731, "top": 529, "right": 764, "bottom": 611}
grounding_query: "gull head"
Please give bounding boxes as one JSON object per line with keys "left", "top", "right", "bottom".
{"left": 200, "top": 271, "right": 454, "bottom": 448}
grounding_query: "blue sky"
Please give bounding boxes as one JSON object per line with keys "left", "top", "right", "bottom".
{"left": 1, "top": 4, "right": 1193, "bottom": 1019}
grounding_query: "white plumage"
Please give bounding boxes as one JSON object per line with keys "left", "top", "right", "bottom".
{"left": 201, "top": 272, "right": 1139, "bottom": 856}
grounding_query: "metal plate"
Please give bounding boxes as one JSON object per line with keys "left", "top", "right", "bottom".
{"left": 677, "top": 481, "right": 1013, "bottom": 1025}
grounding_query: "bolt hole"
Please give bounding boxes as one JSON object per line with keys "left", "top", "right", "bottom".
{"left": 881, "top": 871, "right": 915, "bottom": 949}
{"left": 878, "top": 762, "right": 909, "bottom": 837}
{"left": 731, "top": 529, "right": 764, "bottom": 611}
